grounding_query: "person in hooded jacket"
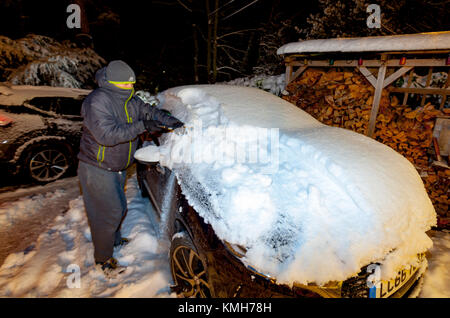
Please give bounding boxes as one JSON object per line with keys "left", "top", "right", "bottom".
{"left": 77, "top": 60, "right": 183, "bottom": 277}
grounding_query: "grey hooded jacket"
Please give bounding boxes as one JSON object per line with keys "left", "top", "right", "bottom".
{"left": 78, "top": 67, "right": 168, "bottom": 171}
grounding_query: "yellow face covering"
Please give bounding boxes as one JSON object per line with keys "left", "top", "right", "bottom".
{"left": 108, "top": 81, "right": 136, "bottom": 89}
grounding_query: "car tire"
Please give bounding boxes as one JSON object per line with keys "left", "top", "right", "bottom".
{"left": 23, "top": 142, "right": 72, "bottom": 183}
{"left": 170, "top": 231, "right": 212, "bottom": 298}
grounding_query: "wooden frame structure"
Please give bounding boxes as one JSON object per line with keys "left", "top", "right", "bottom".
{"left": 279, "top": 33, "right": 450, "bottom": 137}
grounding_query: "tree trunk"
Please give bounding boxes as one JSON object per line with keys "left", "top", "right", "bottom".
{"left": 211, "top": 0, "right": 219, "bottom": 83}
{"left": 74, "top": 0, "right": 90, "bottom": 34}
{"left": 205, "top": 0, "right": 213, "bottom": 83}
{"left": 192, "top": 24, "right": 200, "bottom": 83}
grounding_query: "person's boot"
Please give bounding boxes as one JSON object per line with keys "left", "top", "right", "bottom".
{"left": 96, "top": 257, "right": 126, "bottom": 278}
{"left": 114, "top": 237, "right": 130, "bottom": 247}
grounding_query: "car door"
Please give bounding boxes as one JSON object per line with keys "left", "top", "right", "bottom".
{"left": 139, "top": 143, "right": 179, "bottom": 221}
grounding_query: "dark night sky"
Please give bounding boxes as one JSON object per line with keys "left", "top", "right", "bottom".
{"left": 0, "top": 0, "right": 312, "bottom": 90}
{"left": 0, "top": 1, "right": 448, "bottom": 91}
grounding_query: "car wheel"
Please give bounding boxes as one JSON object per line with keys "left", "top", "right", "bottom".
{"left": 24, "top": 143, "right": 71, "bottom": 183}
{"left": 170, "top": 232, "right": 212, "bottom": 298}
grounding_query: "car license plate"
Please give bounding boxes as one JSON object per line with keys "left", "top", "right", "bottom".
{"left": 369, "top": 253, "right": 425, "bottom": 298}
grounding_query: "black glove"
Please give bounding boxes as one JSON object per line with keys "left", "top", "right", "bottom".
{"left": 143, "top": 120, "right": 165, "bottom": 133}
{"left": 154, "top": 109, "right": 184, "bottom": 130}
{"left": 165, "top": 117, "right": 184, "bottom": 129}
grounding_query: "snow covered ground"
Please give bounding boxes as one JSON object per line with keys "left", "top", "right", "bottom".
{"left": 0, "top": 174, "right": 175, "bottom": 297}
{"left": 0, "top": 173, "right": 448, "bottom": 298}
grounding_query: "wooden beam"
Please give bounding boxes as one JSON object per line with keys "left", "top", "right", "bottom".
{"left": 357, "top": 67, "right": 377, "bottom": 87}
{"left": 390, "top": 87, "right": 450, "bottom": 95}
{"left": 289, "top": 66, "right": 308, "bottom": 84}
{"left": 367, "top": 57, "right": 387, "bottom": 137}
{"left": 383, "top": 66, "right": 413, "bottom": 88}
{"left": 440, "top": 70, "right": 450, "bottom": 110}
{"left": 402, "top": 70, "right": 414, "bottom": 105}
{"left": 285, "top": 65, "right": 293, "bottom": 86}
{"left": 287, "top": 58, "right": 449, "bottom": 68}
{"left": 421, "top": 67, "right": 434, "bottom": 106}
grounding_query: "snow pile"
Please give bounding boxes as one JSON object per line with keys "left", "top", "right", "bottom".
{"left": 223, "top": 74, "right": 285, "bottom": 96}
{"left": 277, "top": 32, "right": 450, "bottom": 54}
{"left": 419, "top": 230, "right": 450, "bottom": 298}
{"left": 0, "top": 176, "right": 174, "bottom": 297}
{"left": 135, "top": 85, "right": 436, "bottom": 286}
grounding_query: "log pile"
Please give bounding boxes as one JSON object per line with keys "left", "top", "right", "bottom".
{"left": 283, "top": 69, "right": 449, "bottom": 221}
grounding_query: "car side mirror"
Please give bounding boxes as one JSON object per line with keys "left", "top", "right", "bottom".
{"left": 134, "top": 145, "right": 160, "bottom": 164}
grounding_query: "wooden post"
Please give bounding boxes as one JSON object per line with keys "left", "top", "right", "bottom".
{"left": 402, "top": 69, "right": 414, "bottom": 105}
{"left": 440, "top": 70, "right": 450, "bottom": 110}
{"left": 285, "top": 64, "right": 293, "bottom": 87}
{"left": 367, "top": 55, "right": 388, "bottom": 137}
{"left": 421, "top": 67, "right": 433, "bottom": 106}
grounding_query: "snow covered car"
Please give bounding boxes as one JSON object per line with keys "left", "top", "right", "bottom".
{"left": 135, "top": 85, "right": 436, "bottom": 298}
{"left": 0, "top": 85, "right": 91, "bottom": 182}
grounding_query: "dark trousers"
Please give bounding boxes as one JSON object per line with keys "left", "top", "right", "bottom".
{"left": 78, "top": 161, "right": 128, "bottom": 263}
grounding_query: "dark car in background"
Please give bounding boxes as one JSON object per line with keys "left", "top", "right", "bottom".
{"left": 0, "top": 85, "right": 91, "bottom": 183}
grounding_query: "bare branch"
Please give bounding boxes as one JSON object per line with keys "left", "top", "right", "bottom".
{"left": 217, "top": 28, "right": 260, "bottom": 40}
{"left": 217, "top": 65, "right": 243, "bottom": 73}
{"left": 176, "top": 0, "right": 192, "bottom": 12}
{"left": 222, "top": 0, "right": 260, "bottom": 21}
{"left": 217, "top": 44, "right": 247, "bottom": 54}
{"left": 209, "top": 0, "right": 236, "bottom": 16}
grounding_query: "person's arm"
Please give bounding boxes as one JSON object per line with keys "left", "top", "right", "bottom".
{"left": 84, "top": 93, "right": 146, "bottom": 146}
{"left": 135, "top": 96, "right": 183, "bottom": 127}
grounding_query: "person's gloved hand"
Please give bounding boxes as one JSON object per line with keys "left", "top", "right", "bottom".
{"left": 165, "top": 117, "right": 184, "bottom": 130}
{"left": 143, "top": 119, "right": 165, "bottom": 133}
{"left": 155, "top": 109, "right": 184, "bottom": 130}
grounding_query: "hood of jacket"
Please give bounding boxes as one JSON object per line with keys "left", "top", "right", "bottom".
{"left": 95, "top": 67, "right": 134, "bottom": 99}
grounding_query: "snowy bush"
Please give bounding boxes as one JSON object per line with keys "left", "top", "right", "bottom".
{"left": 135, "top": 90, "right": 160, "bottom": 106}
{"left": 222, "top": 74, "right": 286, "bottom": 96}
{"left": 0, "top": 34, "right": 105, "bottom": 88}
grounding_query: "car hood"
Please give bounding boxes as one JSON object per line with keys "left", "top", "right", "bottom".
{"left": 137, "top": 85, "right": 436, "bottom": 286}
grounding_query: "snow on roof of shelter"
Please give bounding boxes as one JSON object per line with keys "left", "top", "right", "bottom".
{"left": 277, "top": 31, "right": 450, "bottom": 55}
{"left": 0, "top": 84, "right": 91, "bottom": 106}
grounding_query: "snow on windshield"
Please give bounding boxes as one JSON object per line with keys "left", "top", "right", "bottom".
{"left": 135, "top": 85, "right": 436, "bottom": 286}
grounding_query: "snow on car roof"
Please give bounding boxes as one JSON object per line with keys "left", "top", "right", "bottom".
{"left": 277, "top": 31, "right": 450, "bottom": 55}
{"left": 166, "top": 85, "right": 322, "bottom": 130}
{"left": 136, "top": 85, "right": 436, "bottom": 286}
{"left": 0, "top": 84, "right": 91, "bottom": 106}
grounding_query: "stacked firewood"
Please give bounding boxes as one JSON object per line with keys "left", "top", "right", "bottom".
{"left": 283, "top": 69, "right": 449, "bottom": 220}
{"left": 422, "top": 167, "right": 450, "bottom": 224}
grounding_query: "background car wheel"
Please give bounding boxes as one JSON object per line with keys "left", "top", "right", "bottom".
{"left": 170, "top": 232, "right": 212, "bottom": 298}
{"left": 24, "top": 143, "right": 71, "bottom": 183}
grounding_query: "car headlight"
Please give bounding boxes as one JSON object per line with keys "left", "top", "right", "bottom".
{"left": 223, "top": 240, "right": 276, "bottom": 283}
{"left": 224, "top": 240, "right": 344, "bottom": 297}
